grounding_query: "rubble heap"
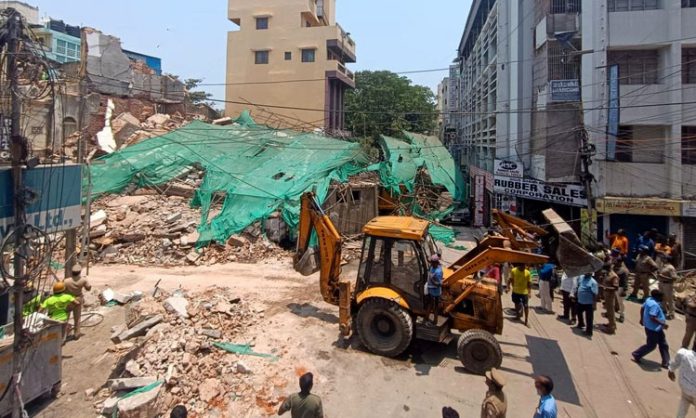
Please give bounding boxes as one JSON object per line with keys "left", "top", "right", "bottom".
{"left": 96, "top": 287, "right": 288, "bottom": 417}
{"left": 87, "top": 194, "right": 290, "bottom": 266}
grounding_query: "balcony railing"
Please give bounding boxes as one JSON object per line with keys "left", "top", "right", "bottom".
{"left": 337, "top": 62, "right": 354, "bottom": 81}
{"left": 336, "top": 23, "right": 355, "bottom": 48}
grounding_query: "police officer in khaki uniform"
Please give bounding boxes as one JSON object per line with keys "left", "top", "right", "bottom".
{"left": 682, "top": 293, "right": 696, "bottom": 349}
{"left": 601, "top": 268, "right": 620, "bottom": 334}
{"left": 657, "top": 255, "right": 679, "bottom": 320}
{"left": 481, "top": 368, "right": 507, "bottom": 418}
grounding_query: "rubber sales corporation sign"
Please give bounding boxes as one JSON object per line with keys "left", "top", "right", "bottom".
{"left": 494, "top": 159, "right": 523, "bottom": 178}
{"left": 494, "top": 175, "right": 587, "bottom": 207}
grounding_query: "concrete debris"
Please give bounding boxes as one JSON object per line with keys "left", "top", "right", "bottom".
{"left": 116, "top": 381, "right": 162, "bottom": 418}
{"left": 95, "top": 286, "right": 279, "bottom": 417}
{"left": 115, "top": 314, "right": 163, "bottom": 342}
{"left": 109, "top": 376, "right": 158, "bottom": 391}
{"left": 81, "top": 194, "right": 290, "bottom": 267}
{"left": 163, "top": 296, "right": 189, "bottom": 318}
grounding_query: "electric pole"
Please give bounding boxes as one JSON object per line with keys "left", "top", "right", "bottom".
{"left": 5, "top": 9, "right": 27, "bottom": 418}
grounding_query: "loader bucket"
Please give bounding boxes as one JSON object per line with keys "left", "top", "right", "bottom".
{"left": 542, "top": 208, "right": 604, "bottom": 277}
{"left": 294, "top": 247, "right": 319, "bottom": 276}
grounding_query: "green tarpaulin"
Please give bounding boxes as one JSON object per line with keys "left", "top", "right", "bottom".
{"left": 87, "top": 116, "right": 463, "bottom": 245}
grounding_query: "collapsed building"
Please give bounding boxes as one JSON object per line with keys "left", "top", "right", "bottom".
{"left": 82, "top": 114, "right": 465, "bottom": 265}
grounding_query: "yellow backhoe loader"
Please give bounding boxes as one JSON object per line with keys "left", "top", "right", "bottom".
{"left": 295, "top": 192, "right": 549, "bottom": 374}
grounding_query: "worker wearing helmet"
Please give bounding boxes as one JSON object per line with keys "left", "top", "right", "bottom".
{"left": 426, "top": 254, "right": 443, "bottom": 324}
{"left": 40, "top": 282, "right": 78, "bottom": 339}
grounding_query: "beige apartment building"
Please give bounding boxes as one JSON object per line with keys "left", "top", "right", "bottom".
{"left": 225, "top": 0, "right": 356, "bottom": 131}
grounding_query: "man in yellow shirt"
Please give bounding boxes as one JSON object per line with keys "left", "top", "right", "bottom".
{"left": 507, "top": 264, "right": 532, "bottom": 327}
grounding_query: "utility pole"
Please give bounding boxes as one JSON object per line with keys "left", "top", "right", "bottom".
{"left": 6, "top": 9, "right": 27, "bottom": 418}
{"left": 579, "top": 127, "right": 598, "bottom": 247}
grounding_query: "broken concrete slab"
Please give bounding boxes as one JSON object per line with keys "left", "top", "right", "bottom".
{"left": 125, "top": 359, "right": 142, "bottom": 377}
{"left": 90, "top": 209, "right": 108, "bottom": 227}
{"left": 226, "top": 235, "right": 248, "bottom": 248}
{"left": 185, "top": 251, "right": 201, "bottom": 264}
{"left": 89, "top": 224, "right": 107, "bottom": 238}
{"left": 106, "top": 195, "right": 150, "bottom": 208}
{"left": 109, "top": 376, "right": 158, "bottom": 391}
{"left": 101, "top": 396, "right": 120, "bottom": 415}
{"left": 146, "top": 113, "right": 170, "bottom": 126}
{"left": 198, "top": 378, "right": 221, "bottom": 402}
{"left": 165, "top": 212, "right": 182, "bottom": 224}
{"left": 110, "top": 324, "right": 128, "bottom": 344}
{"left": 117, "top": 314, "right": 163, "bottom": 342}
{"left": 163, "top": 296, "right": 188, "bottom": 318}
{"left": 116, "top": 381, "right": 162, "bottom": 418}
{"left": 198, "top": 328, "right": 221, "bottom": 339}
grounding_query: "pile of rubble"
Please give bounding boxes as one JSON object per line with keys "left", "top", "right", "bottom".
{"left": 93, "top": 286, "right": 288, "bottom": 417}
{"left": 87, "top": 194, "right": 290, "bottom": 266}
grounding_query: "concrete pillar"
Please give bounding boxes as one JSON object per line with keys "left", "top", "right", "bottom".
{"left": 666, "top": 0, "right": 683, "bottom": 199}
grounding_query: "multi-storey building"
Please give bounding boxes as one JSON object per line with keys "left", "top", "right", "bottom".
{"left": 583, "top": 0, "right": 696, "bottom": 266}
{"left": 454, "top": 0, "right": 535, "bottom": 225}
{"left": 455, "top": 0, "right": 696, "bottom": 263}
{"left": 225, "top": 0, "right": 356, "bottom": 132}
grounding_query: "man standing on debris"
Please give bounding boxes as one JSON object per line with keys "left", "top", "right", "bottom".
{"left": 278, "top": 372, "right": 323, "bottom": 418}
{"left": 629, "top": 246, "right": 658, "bottom": 302}
{"left": 64, "top": 263, "right": 92, "bottom": 339}
{"left": 507, "top": 264, "right": 532, "bottom": 327}
{"left": 426, "top": 255, "right": 444, "bottom": 324}
{"left": 669, "top": 347, "right": 696, "bottom": 418}
{"left": 632, "top": 289, "right": 670, "bottom": 368}
{"left": 481, "top": 368, "right": 507, "bottom": 418}
{"left": 657, "top": 255, "right": 679, "bottom": 320}
{"left": 683, "top": 293, "right": 696, "bottom": 350}
{"left": 574, "top": 273, "right": 599, "bottom": 337}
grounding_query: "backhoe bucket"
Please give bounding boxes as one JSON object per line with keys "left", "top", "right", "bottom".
{"left": 542, "top": 209, "right": 603, "bottom": 277}
{"left": 294, "top": 247, "right": 319, "bottom": 276}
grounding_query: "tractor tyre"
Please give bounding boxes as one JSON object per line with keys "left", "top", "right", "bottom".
{"left": 457, "top": 329, "right": 502, "bottom": 375}
{"left": 356, "top": 298, "right": 413, "bottom": 357}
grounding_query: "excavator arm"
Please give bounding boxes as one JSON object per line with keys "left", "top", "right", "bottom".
{"left": 295, "top": 192, "right": 343, "bottom": 306}
{"left": 492, "top": 209, "right": 547, "bottom": 250}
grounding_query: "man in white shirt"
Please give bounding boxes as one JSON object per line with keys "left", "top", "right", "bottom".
{"left": 669, "top": 348, "right": 696, "bottom": 418}
{"left": 557, "top": 273, "right": 578, "bottom": 325}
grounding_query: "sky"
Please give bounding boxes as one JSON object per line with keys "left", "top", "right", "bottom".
{"left": 31, "top": 0, "right": 471, "bottom": 100}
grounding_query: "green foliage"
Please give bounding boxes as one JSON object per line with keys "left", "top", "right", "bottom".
{"left": 184, "top": 78, "right": 213, "bottom": 105}
{"left": 345, "top": 70, "right": 437, "bottom": 139}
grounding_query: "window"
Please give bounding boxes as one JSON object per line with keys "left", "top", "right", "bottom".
{"left": 284, "top": 51, "right": 292, "bottom": 61}
{"left": 608, "top": 50, "right": 659, "bottom": 85}
{"left": 683, "top": 127, "right": 696, "bottom": 164}
{"left": 255, "top": 17, "right": 268, "bottom": 30}
{"left": 63, "top": 117, "right": 77, "bottom": 138}
{"left": 608, "top": 0, "right": 659, "bottom": 11}
{"left": 550, "top": 0, "right": 581, "bottom": 13}
{"left": 390, "top": 240, "right": 422, "bottom": 298}
{"left": 66, "top": 42, "right": 78, "bottom": 58}
{"left": 56, "top": 39, "right": 66, "bottom": 55}
{"left": 683, "top": 0, "right": 696, "bottom": 7}
{"left": 614, "top": 125, "right": 665, "bottom": 163}
{"left": 684, "top": 48, "right": 696, "bottom": 84}
{"left": 301, "top": 48, "right": 316, "bottom": 63}
{"left": 254, "top": 50, "right": 269, "bottom": 65}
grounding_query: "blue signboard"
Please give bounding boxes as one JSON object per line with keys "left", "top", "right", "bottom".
{"left": 0, "top": 164, "right": 82, "bottom": 239}
{"left": 607, "top": 65, "right": 620, "bottom": 160}
{"left": 549, "top": 79, "right": 581, "bottom": 102}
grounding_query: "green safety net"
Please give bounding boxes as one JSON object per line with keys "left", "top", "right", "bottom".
{"left": 86, "top": 115, "right": 464, "bottom": 246}
{"left": 88, "top": 119, "right": 367, "bottom": 244}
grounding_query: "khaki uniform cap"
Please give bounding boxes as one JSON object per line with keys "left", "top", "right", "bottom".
{"left": 486, "top": 368, "right": 506, "bottom": 387}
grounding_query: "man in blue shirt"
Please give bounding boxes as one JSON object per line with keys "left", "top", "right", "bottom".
{"left": 533, "top": 375, "right": 557, "bottom": 418}
{"left": 632, "top": 289, "right": 671, "bottom": 368}
{"left": 426, "top": 254, "right": 444, "bottom": 324}
{"left": 637, "top": 230, "right": 656, "bottom": 259}
{"left": 574, "top": 273, "right": 599, "bottom": 337}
